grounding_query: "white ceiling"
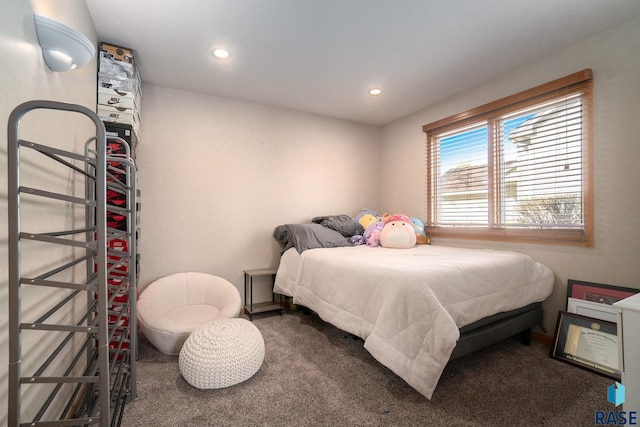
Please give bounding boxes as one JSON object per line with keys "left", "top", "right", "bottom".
{"left": 86, "top": 0, "right": 640, "bottom": 126}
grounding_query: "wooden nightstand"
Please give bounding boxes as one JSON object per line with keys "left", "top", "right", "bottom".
{"left": 243, "top": 268, "right": 283, "bottom": 320}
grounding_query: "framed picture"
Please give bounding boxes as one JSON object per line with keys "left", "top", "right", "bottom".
{"left": 567, "top": 279, "right": 638, "bottom": 306}
{"left": 550, "top": 311, "right": 620, "bottom": 380}
{"left": 567, "top": 297, "right": 617, "bottom": 323}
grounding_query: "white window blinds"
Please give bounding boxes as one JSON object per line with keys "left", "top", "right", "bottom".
{"left": 423, "top": 70, "right": 593, "bottom": 246}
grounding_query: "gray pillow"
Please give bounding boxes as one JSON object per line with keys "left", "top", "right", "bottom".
{"left": 312, "top": 214, "right": 364, "bottom": 237}
{"left": 273, "top": 223, "right": 353, "bottom": 254}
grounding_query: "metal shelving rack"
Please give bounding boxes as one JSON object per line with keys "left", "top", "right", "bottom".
{"left": 7, "top": 100, "right": 137, "bottom": 426}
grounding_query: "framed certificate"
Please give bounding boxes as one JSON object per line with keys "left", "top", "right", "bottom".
{"left": 550, "top": 311, "right": 620, "bottom": 380}
{"left": 567, "top": 279, "right": 638, "bottom": 306}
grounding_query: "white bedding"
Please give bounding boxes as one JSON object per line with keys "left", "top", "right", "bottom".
{"left": 274, "top": 244, "right": 554, "bottom": 399}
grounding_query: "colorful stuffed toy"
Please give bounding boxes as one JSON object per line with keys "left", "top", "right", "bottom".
{"left": 348, "top": 235, "right": 365, "bottom": 245}
{"left": 410, "top": 216, "right": 429, "bottom": 245}
{"left": 379, "top": 214, "right": 416, "bottom": 249}
{"left": 363, "top": 221, "right": 384, "bottom": 247}
{"left": 355, "top": 208, "right": 381, "bottom": 231}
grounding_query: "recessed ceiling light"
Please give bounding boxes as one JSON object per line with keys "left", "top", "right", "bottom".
{"left": 210, "top": 47, "right": 230, "bottom": 59}
{"left": 368, "top": 87, "right": 383, "bottom": 96}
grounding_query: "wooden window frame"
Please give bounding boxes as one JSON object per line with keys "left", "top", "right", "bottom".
{"left": 422, "top": 69, "right": 593, "bottom": 247}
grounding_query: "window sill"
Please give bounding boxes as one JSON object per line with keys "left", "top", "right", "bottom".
{"left": 425, "top": 227, "right": 593, "bottom": 247}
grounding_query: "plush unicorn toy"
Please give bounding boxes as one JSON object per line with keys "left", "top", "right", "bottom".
{"left": 363, "top": 221, "right": 384, "bottom": 247}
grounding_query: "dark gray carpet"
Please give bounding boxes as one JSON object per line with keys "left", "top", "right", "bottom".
{"left": 122, "top": 310, "right": 612, "bottom": 426}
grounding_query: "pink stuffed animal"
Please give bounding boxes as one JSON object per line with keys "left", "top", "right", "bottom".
{"left": 380, "top": 214, "right": 417, "bottom": 249}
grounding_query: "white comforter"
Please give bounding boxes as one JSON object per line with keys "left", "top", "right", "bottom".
{"left": 274, "top": 244, "right": 554, "bottom": 399}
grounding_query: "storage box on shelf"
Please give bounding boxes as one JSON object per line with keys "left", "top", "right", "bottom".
{"left": 97, "top": 104, "right": 140, "bottom": 127}
{"left": 98, "top": 87, "right": 137, "bottom": 110}
{"left": 105, "top": 121, "right": 138, "bottom": 160}
{"left": 100, "top": 42, "right": 134, "bottom": 64}
{"left": 97, "top": 43, "right": 141, "bottom": 366}
{"left": 98, "top": 62, "right": 138, "bottom": 95}
{"left": 97, "top": 42, "right": 142, "bottom": 143}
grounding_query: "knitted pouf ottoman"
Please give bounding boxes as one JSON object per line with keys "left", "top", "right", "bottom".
{"left": 178, "top": 318, "right": 265, "bottom": 389}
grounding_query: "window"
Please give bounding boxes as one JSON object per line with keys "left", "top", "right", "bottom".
{"left": 423, "top": 70, "right": 593, "bottom": 247}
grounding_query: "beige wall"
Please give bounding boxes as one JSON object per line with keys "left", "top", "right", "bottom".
{"left": 379, "top": 16, "right": 640, "bottom": 334}
{"left": 0, "top": 1, "right": 99, "bottom": 423}
{"left": 136, "top": 85, "right": 381, "bottom": 294}
{"left": 2, "top": 0, "right": 639, "bottom": 422}
{"left": 0, "top": 3, "right": 379, "bottom": 420}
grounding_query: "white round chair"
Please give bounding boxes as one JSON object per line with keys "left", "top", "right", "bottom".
{"left": 179, "top": 318, "right": 265, "bottom": 389}
{"left": 137, "top": 272, "right": 241, "bottom": 355}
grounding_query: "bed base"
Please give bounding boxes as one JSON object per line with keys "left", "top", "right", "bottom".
{"left": 449, "top": 302, "right": 544, "bottom": 360}
{"left": 294, "top": 300, "right": 544, "bottom": 360}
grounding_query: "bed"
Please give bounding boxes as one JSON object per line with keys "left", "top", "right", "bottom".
{"left": 272, "top": 224, "right": 554, "bottom": 399}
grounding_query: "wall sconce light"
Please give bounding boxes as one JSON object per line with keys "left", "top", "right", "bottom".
{"left": 34, "top": 14, "right": 95, "bottom": 72}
